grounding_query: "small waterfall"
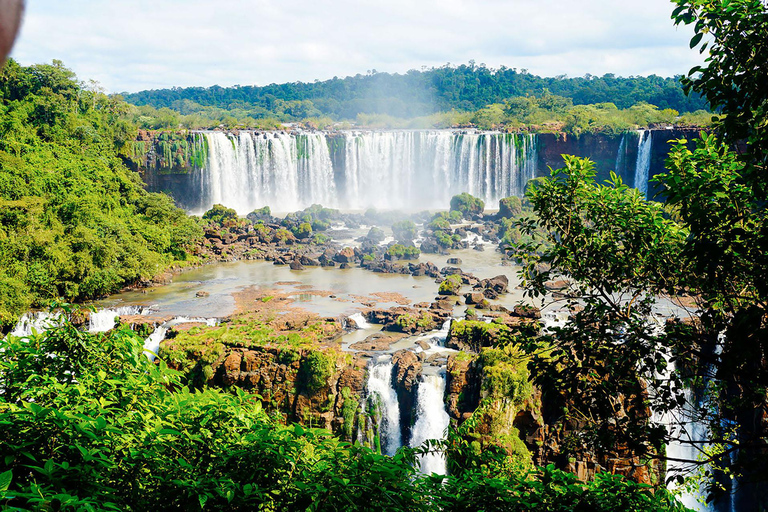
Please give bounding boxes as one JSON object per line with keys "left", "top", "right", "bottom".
{"left": 410, "top": 372, "right": 451, "bottom": 475}
{"left": 9, "top": 311, "right": 63, "bottom": 337}
{"left": 635, "top": 130, "right": 653, "bottom": 198}
{"left": 143, "top": 316, "right": 218, "bottom": 361}
{"left": 615, "top": 132, "right": 628, "bottom": 177}
{"left": 348, "top": 312, "right": 371, "bottom": 329}
{"left": 194, "top": 130, "right": 538, "bottom": 213}
{"left": 366, "top": 357, "right": 402, "bottom": 456}
{"left": 88, "top": 306, "right": 151, "bottom": 333}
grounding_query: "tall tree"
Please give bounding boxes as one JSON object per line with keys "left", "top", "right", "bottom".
{"left": 516, "top": 0, "right": 768, "bottom": 508}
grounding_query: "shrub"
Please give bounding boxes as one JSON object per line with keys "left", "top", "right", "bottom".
{"left": 392, "top": 220, "right": 417, "bottom": 242}
{"left": 386, "top": 244, "right": 420, "bottom": 260}
{"left": 450, "top": 193, "right": 485, "bottom": 217}
{"left": 203, "top": 204, "right": 238, "bottom": 225}
{"left": 498, "top": 196, "right": 523, "bottom": 218}
{"left": 439, "top": 274, "right": 463, "bottom": 295}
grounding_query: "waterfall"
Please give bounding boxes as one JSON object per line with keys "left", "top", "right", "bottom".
{"left": 193, "top": 130, "right": 538, "bottom": 213}
{"left": 615, "top": 132, "right": 628, "bottom": 177}
{"left": 88, "top": 306, "right": 151, "bottom": 333}
{"left": 348, "top": 312, "right": 371, "bottom": 329}
{"left": 9, "top": 311, "right": 63, "bottom": 337}
{"left": 143, "top": 316, "right": 218, "bottom": 361}
{"left": 635, "top": 130, "right": 653, "bottom": 198}
{"left": 342, "top": 131, "right": 536, "bottom": 210}
{"left": 366, "top": 357, "right": 402, "bottom": 456}
{"left": 410, "top": 372, "right": 451, "bottom": 475}
{"left": 199, "top": 131, "right": 336, "bottom": 214}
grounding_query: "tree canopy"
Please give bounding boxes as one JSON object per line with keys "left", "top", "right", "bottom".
{"left": 0, "top": 60, "right": 202, "bottom": 328}
{"left": 514, "top": 0, "right": 768, "bottom": 507}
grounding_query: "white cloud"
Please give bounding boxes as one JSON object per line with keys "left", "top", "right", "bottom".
{"left": 10, "top": 0, "right": 704, "bottom": 93}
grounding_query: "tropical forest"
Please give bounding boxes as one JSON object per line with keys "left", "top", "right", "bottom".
{"left": 0, "top": 0, "right": 767, "bottom": 511}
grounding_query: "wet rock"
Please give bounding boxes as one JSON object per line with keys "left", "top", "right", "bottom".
{"left": 513, "top": 305, "right": 541, "bottom": 319}
{"left": 195, "top": 290, "right": 210, "bottom": 298}
{"left": 544, "top": 280, "right": 569, "bottom": 291}
{"left": 446, "top": 353, "right": 481, "bottom": 420}
{"left": 290, "top": 260, "right": 305, "bottom": 271}
{"left": 339, "top": 263, "right": 351, "bottom": 269}
{"left": 474, "top": 274, "right": 509, "bottom": 299}
{"left": 392, "top": 350, "right": 422, "bottom": 444}
{"left": 319, "top": 248, "right": 337, "bottom": 266}
{"left": 349, "top": 333, "right": 403, "bottom": 352}
{"left": 447, "top": 257, "right": 462, "bottom": 265}
{"left": 416, "top": 340, "right": 431, "bottom": 351}
{"left": 464, "top": 292, "right": 485, "bottom": 305}
{"left": 299, "top": 255, "right": 321, "bottom": 267}
{"left": 334, "top": 247, "right": 356, "bottom": 264}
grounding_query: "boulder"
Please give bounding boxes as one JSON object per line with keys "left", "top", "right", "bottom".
{"left": 464, "top": 292, "right": 485, "bottom": 305}
{"left": 334, "top": 247, "right": 356, "bottom": 264}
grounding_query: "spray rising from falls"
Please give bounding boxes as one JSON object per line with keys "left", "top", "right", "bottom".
{"left": 193, "top": 131, "right": 538, "bottom": 213}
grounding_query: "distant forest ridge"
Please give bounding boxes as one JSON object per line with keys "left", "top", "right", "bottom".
{"left": 122, "top": 63, "right": 709, "bottom": 121}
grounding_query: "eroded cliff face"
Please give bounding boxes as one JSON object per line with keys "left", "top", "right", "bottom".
{"left": 536, "top": 128, "right": 700, "bottom": 198}
{"left": 443, "top": 319, "right": 662, "bottom": 485}
{"left": 135, "top": 128, "right": 702, "bottom": 213}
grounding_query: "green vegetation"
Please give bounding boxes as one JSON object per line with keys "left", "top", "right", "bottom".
{"left": 392, "top": 220, "right": 417, "bottom": 243}
{"left": 427, "top": 217, "right": 451, "bottom": 232}
{"left": 498, "top": 196, "right": 522, "bottom": 218}
{"left": 292, "top": 222, "right": 313, "bottom": 239}
{"left": 299, "top": 350, "right": 336, "bottom": 394}
{"left": 438, "top": 274, "right": 463, "bottom": 296}
{"left": 509, "top": 0, "right": 768, "bottom": 502}
{"left": 122, "top": 62, "right": 708, "bottom": 132}
{"left": 448, "top": 320, "right": 511, "bottom": 352}
{"left": 449, "top": 193, "right": 485, "bottom": 218}
{"left": 394, "top": 311, "right": 436, "bottom": 333}
{"left": 0, "top": 60, "right": 202, "bottom": 327}
{"left": 202, "top": 203, "right": 238, "bottom": 225}
{"left": 0, "top": 317, "right": 686, "bottom": 510}
{"left": 386, "top": 244, "right": 420, "bottom": 260}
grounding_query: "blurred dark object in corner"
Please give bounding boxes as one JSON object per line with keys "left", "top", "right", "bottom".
{"left": 0, "top": 0, "right": 23, "bottom": 65}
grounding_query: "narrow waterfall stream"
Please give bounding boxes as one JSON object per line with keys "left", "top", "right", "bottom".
{"left": 88, "top": 306, "right": 151, "bottom": 333}
{"left": 635, "top": 129, "right": 653, "bottom": 197}
{"left": 410, "top": 372, "right": 451, "bottom": 475}
{"left": 366, "top": 357, "right": 403, "bottom": 456}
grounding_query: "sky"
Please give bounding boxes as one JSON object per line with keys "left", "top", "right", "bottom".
{"left": 10, "top": 0, "right": 704, "bottom": 94}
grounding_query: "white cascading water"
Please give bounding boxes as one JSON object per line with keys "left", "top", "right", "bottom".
{"left": 615, "top": 131, "right": 628, "bottom": 177}
{"left": 88, "top": 306, "right": 151, "bottom": 333}
{"left": 366, "top": 357, "right": 403, "bottom": 456}
{"left": 410, "top": 372, "right": 451, "bottom": 475}
{"left": 348, "top": 312, "right": 371, "bottom": 329}
{"left": 193, "top": 130, "right": 537, "bottom": 213}
{"left": 635, "top": 130, "right": 653, "bottom": 198}
{"left": 143, "top": 316, "right": 218, "bottom": 361}
{"left": 199, "top": 131, "right": 336, "bottom": 214}
{"left": 9, "top": 311, "right": 63, "bottom": 337}
{"left": 343, "top": 131, "right": 536, "bottom": 210}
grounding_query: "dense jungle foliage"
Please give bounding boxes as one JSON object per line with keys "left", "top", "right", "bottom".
{"left": 0, "top": 60, "right": 202, "bottom": 328}
{"left": 0, "top": 315, "right": 688, "bottom": 511}
{"left": 121, "top": 63, "right": 712, "bottom": 132}
{"left": 513, "top": 0, "right": 768, "bottom": 507}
